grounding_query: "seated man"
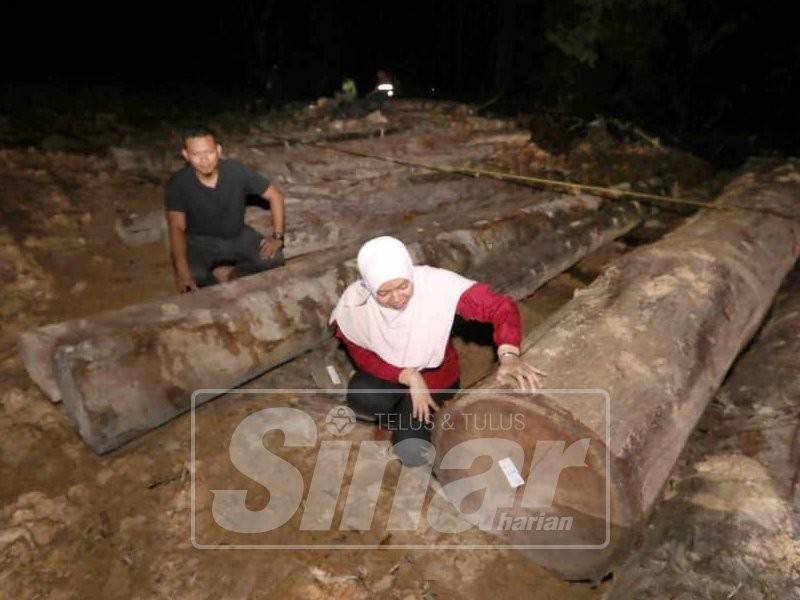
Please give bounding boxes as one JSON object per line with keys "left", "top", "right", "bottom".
{"left": 165, "top": 126, "right": 286, "bottom": 292}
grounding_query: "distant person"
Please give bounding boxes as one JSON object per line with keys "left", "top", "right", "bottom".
{"left": 330, "top": 236, "right": 544, "bottom": 466}
{"left": 330, "top": 77, "right": 360, "bottom": 118}
{"left": 375, "top": 69, "right": 396, "bottom": 95}
{"left": 164, "top": 127, "right": 286, "bottom": 292}
{"left": 364, "top": 69, "right": 397, "bottom": 111}
{"left": 340, "top": 77, "right": 358, "bottom": 102}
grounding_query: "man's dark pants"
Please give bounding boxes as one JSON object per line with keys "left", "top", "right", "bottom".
{"left": 186, "top": 225, "right": 284, "bottom": 287}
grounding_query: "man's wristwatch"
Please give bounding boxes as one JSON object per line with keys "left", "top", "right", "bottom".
{"left": 272, "top": 231, "right": 285, "bottom": 242}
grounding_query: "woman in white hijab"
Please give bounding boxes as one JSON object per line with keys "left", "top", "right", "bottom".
{"left": 330, "top": 236, "right": 543, "bottom": 466}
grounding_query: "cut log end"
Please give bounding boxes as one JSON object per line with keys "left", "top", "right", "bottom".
{"left": 433, "top": 392, "right": 642, "bottom": 579}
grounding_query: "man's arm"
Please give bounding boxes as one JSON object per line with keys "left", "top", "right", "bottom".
{"left": 258, "top": 183, "right": 286, "bottom": 259}
{"left": 166, "top": 211, "right": 198, "bottom": 292}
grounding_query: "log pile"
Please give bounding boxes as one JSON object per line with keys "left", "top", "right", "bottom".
{"left": 20, "top": 193, "right": 641, "bottom": 453}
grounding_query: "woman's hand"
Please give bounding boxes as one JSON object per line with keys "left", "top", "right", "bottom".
{"left": 495, "top": 351, "right": 546, "bottom": 390}
{"left": 400, "top": 368, "right": 438, "bottom": 423}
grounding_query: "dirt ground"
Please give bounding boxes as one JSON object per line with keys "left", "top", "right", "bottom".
{"left": 3, "top": 98, "right": 779, "bottom": 599}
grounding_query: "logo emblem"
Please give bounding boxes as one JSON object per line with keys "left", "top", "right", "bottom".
{"left": 324, "top": 405, "right": 356, "bottom": 436}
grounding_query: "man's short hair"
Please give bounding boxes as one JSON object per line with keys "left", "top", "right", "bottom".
{"left": 182, "top": 126, "right": 218, "bottom": 146}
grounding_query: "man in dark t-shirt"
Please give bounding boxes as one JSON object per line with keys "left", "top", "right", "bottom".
{"left": 165, "top": 127, "right": 285, "bottom": 291}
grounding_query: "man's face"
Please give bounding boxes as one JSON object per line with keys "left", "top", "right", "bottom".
{"left": 182, "top": 135, "right": 221, "bottom": 177}
{"left": 375, "top": 278, "right": 413, "bottom": 311}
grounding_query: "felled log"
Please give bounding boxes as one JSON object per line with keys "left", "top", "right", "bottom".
{"left": 608, "top": 266, "right": 800, "bottom": 598}
{"left": 433, "top": 161, "right": 800, "bottom": 580}
{"left": 19, "top": 193, "right": 641, "bottom": 453}
{"left": 711, "top": 266, "right": 800, "bottom": 500}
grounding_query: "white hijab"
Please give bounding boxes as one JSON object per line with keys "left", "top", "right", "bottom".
{"left": 330, "top": 236, "right": 475, "bottom": 370}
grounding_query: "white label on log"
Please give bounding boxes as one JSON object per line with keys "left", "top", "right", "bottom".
{"left": 326, "top": 365, "right": 342, "bottom": 385}
{"left": 498, "top": 457, "right": 525, "bottom": 488}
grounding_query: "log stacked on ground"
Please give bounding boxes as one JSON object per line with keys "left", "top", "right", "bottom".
{"left": 607, "top": 266, "right": 800, "bottom": 599}
{"left": 433, "top": 161, "right": 800, "bottom": 580}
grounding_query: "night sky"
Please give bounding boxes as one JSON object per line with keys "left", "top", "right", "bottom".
{"left": 3, "top": 1, "right": 799, "bottom": 161}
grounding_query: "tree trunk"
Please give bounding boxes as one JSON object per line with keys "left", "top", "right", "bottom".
{"left": 433, "top": 161, "right": 800, "bottom": 580}
{"left": 608, "top": 265, "right": 800, "bottom": 598}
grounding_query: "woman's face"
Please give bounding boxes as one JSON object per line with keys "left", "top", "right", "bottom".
{"left": 375, "top": 278, "right": 413, "bottom": 311}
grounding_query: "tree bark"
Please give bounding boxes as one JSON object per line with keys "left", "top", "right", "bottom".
{"left": 433, "top": 161, "right": 800, "bottom": 580}
{"left": 19, "top": 194, "right": 642, "bottom": 454}
{"left": 608, "top": 266, "right": 800, "bottom": 598}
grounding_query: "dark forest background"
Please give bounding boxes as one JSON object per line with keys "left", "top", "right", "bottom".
{"left": 2, "top": 0, "right": 798, "bottom": 164}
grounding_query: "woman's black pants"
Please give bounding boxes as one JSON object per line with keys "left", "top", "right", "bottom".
{"left": 346, "top": 370, "right": 458, "bottom": 467}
